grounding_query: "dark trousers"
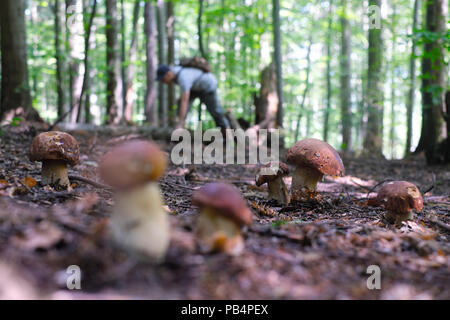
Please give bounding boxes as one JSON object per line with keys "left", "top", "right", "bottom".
{"left": 187, "top": 90, "right": 230, "bottom": 130}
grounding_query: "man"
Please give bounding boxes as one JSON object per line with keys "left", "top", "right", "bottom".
{"left": 156, "top": 64, "right": 230, "bottom": 131}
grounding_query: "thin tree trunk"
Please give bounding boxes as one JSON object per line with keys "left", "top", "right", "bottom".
{"left": 198, "top": 0, "right": 206, "bottom": 59}
{"left": 339, "top": 0, "right": 351, "bottom": 151}
{"left": 29, "top": 3, "right": 39, "bottom": 107}
{"left": 120, "top": 0, "right": 127, "bottom": 123}
{"left": 166, "top": 0, "right": 176, "bottom": 126}
{"left": 294, "top": 35, "right": 313, "bottom": 142}
{"left": 105, "top": 0, "right": 123, "bottom": 124}
{"left": 323, "top": 0, "right": 333, "bottom": 142}
{"left": 66, "top": 0, "right": 84, "bottom": 123}
{"left": 272, "top": 0, "right": 284, "bottom": 145}
{"left": 123, "top": 0, "right": 141, "bottom": 123}
{"left": 0, "top": 0, "right": 40, "bottom": 122}
{"left": 144, "top": 0, "right": 157, "bottom": 124}
{"left": 76, "top": 0, "right": 97, "bottom": 123}
{"left": 363, "top": 0, "right": 383, "bottom": 156}
{"left": 156, "top": 0, "right": 167, "bottom": 127}
{"left": 389, "top": 3, "right": 397, "bottom": 159}
{"left": 54, "top": 0, "right": 66, "bottom": 118}
{"left": 405, "top": 0, "right": 419, "bottom": 156}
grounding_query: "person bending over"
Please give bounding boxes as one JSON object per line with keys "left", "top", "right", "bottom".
{"left": 156, "top": 64, "right": 230, "bottom": 131}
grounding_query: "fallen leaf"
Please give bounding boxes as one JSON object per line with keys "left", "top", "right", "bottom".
{"left": 21, "top": 176, "right": 37, "bottom": 188}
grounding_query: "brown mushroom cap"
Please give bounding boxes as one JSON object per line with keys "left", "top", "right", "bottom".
{"left": 29, "top": 131, "right": 79, "bottom": 166}
{"left": 286, "top": 138, "right": 345, "bottom": 176}
{"left": 192, "top": 183, "right": 253, "bottom": 226}
{"left": 376, "top": 181, "right": 423, "bottom": 214}
{"left": 99, "top": 140, "right": 167, "bottom": 189}
{"left": 255, "top": 161, "right": 289, "bottom": 186}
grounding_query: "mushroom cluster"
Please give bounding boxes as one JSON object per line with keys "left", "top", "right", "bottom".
{"left": 24, "top": 126, "right": 426, "bottom": 264}
{"left": 29, "top": 131, "right": 79, "bottom": 187}
{"left": 192, "top": 182, "right": 252, "bottom": 255}
{"left": 376, "top": 181, "right": 423, "bottom": 225}
{"left": 99, "top": 140, "right": 169, "bottom": 262}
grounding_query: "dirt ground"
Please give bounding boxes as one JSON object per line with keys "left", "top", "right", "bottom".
{"left": 0, "top": 122, "right": 449, "bottom": 300}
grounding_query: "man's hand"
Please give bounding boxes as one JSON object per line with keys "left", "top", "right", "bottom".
{"left": 176, "top": 91, "right": 190, "bottom": 129}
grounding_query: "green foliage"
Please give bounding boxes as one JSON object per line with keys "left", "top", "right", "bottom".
{"left": 20, "top": 0, "right": 444, "bottom": 160}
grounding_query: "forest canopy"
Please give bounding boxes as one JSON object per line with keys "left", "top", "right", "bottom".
{"left": 0, "top": 0, "right": 449, "bottom": 162}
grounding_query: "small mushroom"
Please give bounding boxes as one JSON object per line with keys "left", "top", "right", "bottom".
{"left": 99, "top": 140, "right": 168, "bottom": 262}
{"left": 29, "top": 131, "right": 79, "bottom": 187}
{"left": 286, "top": 138, "right": 344, "bottom": 199}
{"left": 192, "top": 183, "right": 253, "bottom": 255}
{"left": 255, "top": 161, "right": 290, "bottom": 205}
{"left": 376, "top": 181, "right": 423, "bottom": 226}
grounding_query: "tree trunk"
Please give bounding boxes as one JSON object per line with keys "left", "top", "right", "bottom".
{"left": 363, "top": 0, "right": 383, "bottom": 156}
{"left": 405, "top": 0, "right": 420, "bottom": 156}
{"left": 323, "top": 0, "right": 333, "bottom": 142}
{"left": 272, "top": 0, "right": 284, "bottom": 146}
{"left": 294, "top": 35, "right": 312, "bottom": 142}
{"left": 0, "top": 0, "right": 40, "bottom": 122}
{"left": 144, "top": 0, "right": 158, "bottom": 125}
{"left": 120, "top": 0, "right": 127, "bottom": 123}
{"left": 156, "top": 0, "right": 168, "bottom": 127}
{"left": 66, "top": 0, "right": 84, "bottom": 123}
{"left": 76, "top": 0, "right": 97, "bottom": 123}
{"left": 123, "top": 0, "right": 141, "bottom": 123}
{"left": 339, "top": 0, "right": 351, "bottom": 151}
{"left": 419, "top": 0, "right": 448, "bottom": 164}
{"left": 54, "top": 0, "right": 66, "bottom": 118}
{"left": 166, "top": 0, "right": 176, "bottom": 126}
{"left": 105, "top": 0, "right": 123, "bottom": 124}
{"left": 254, "top": 63, "right": 277, "bottom": 128}
{"left": 389, "top": 2, "right": 397, "bottom": 159}
{"left": 198, "top": 0, "right": 207, "bottom": 59}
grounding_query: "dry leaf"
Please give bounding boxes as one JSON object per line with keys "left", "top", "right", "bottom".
{"left": 21, "top": 176, "right": 37, "bottom": 188}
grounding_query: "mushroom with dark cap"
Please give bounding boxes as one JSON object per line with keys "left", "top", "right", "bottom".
{"left": 376, "top": 181, "right": 423, "bottom": 226}
{"left": 192, "top": 182, "right": 253, "bottom": 255}
{"left": 29, "top": 131, "right": 79, "bottom": 187}
{"left": 255, "top": 161, "right": 290, "bottom": 205}
{"left": 286, "top": 138, "right": 344, "bottom": 199}
{"left": 99, "top": 140, "right": 169, "bottom": 261}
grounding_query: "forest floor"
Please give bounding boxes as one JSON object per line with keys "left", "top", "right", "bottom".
{"left": 0, "top": 122, "right": 449, "bottom": 300}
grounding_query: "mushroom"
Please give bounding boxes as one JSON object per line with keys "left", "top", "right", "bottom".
{"left": 255, "top": 161, "right": 290, "bottom": 205}
{"left": 99, "top": 140, "right": 169, "bottom": 262}
{"left": 29, "top": 131, "right": 79, "bottom": 187}
{"left": 286, "top": 138, "right": 344, "bottom": 199}
{"left": 376, "top": 181, "right": 423, "bottom": 226}
{"left": 192, "top": 183, "right": 253, "bottom": 255}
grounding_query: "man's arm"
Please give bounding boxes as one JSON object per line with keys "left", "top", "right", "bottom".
{"left": 176, "top": 90, "right": 190, "bottom": 129}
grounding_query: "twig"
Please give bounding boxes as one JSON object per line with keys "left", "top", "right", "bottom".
{"left": 69, "top": 175, "right": 112, "bottom": 190}
{"left": 421, "top": 172, "right": 435, "bottom": 195}
{"left": 350, "top": 178, "right": 371, "bottom": 191}
{"left": 425, "top": 216, "right": 450, "bottom": 232}
{"left": 365, "top": 178, "right": 394, "bottom": 199}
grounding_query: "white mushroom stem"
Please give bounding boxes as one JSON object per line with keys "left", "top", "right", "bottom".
{"left": 195, "top": 207, "right": 244, "bottom": 256}
{"left": 41, "top": 160, "right": 69, "bottom": 186}
{"left": 109, "top": 182, "right": 169, "bottom": 262}
{"left": 385, "top": 210, "right": 414, "bottom": 225}
{"left": 291, "top": 166, "right": 324, "bottom": 193}
{"left": 267, "top": 177, "right": 290, "bottom": 205}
